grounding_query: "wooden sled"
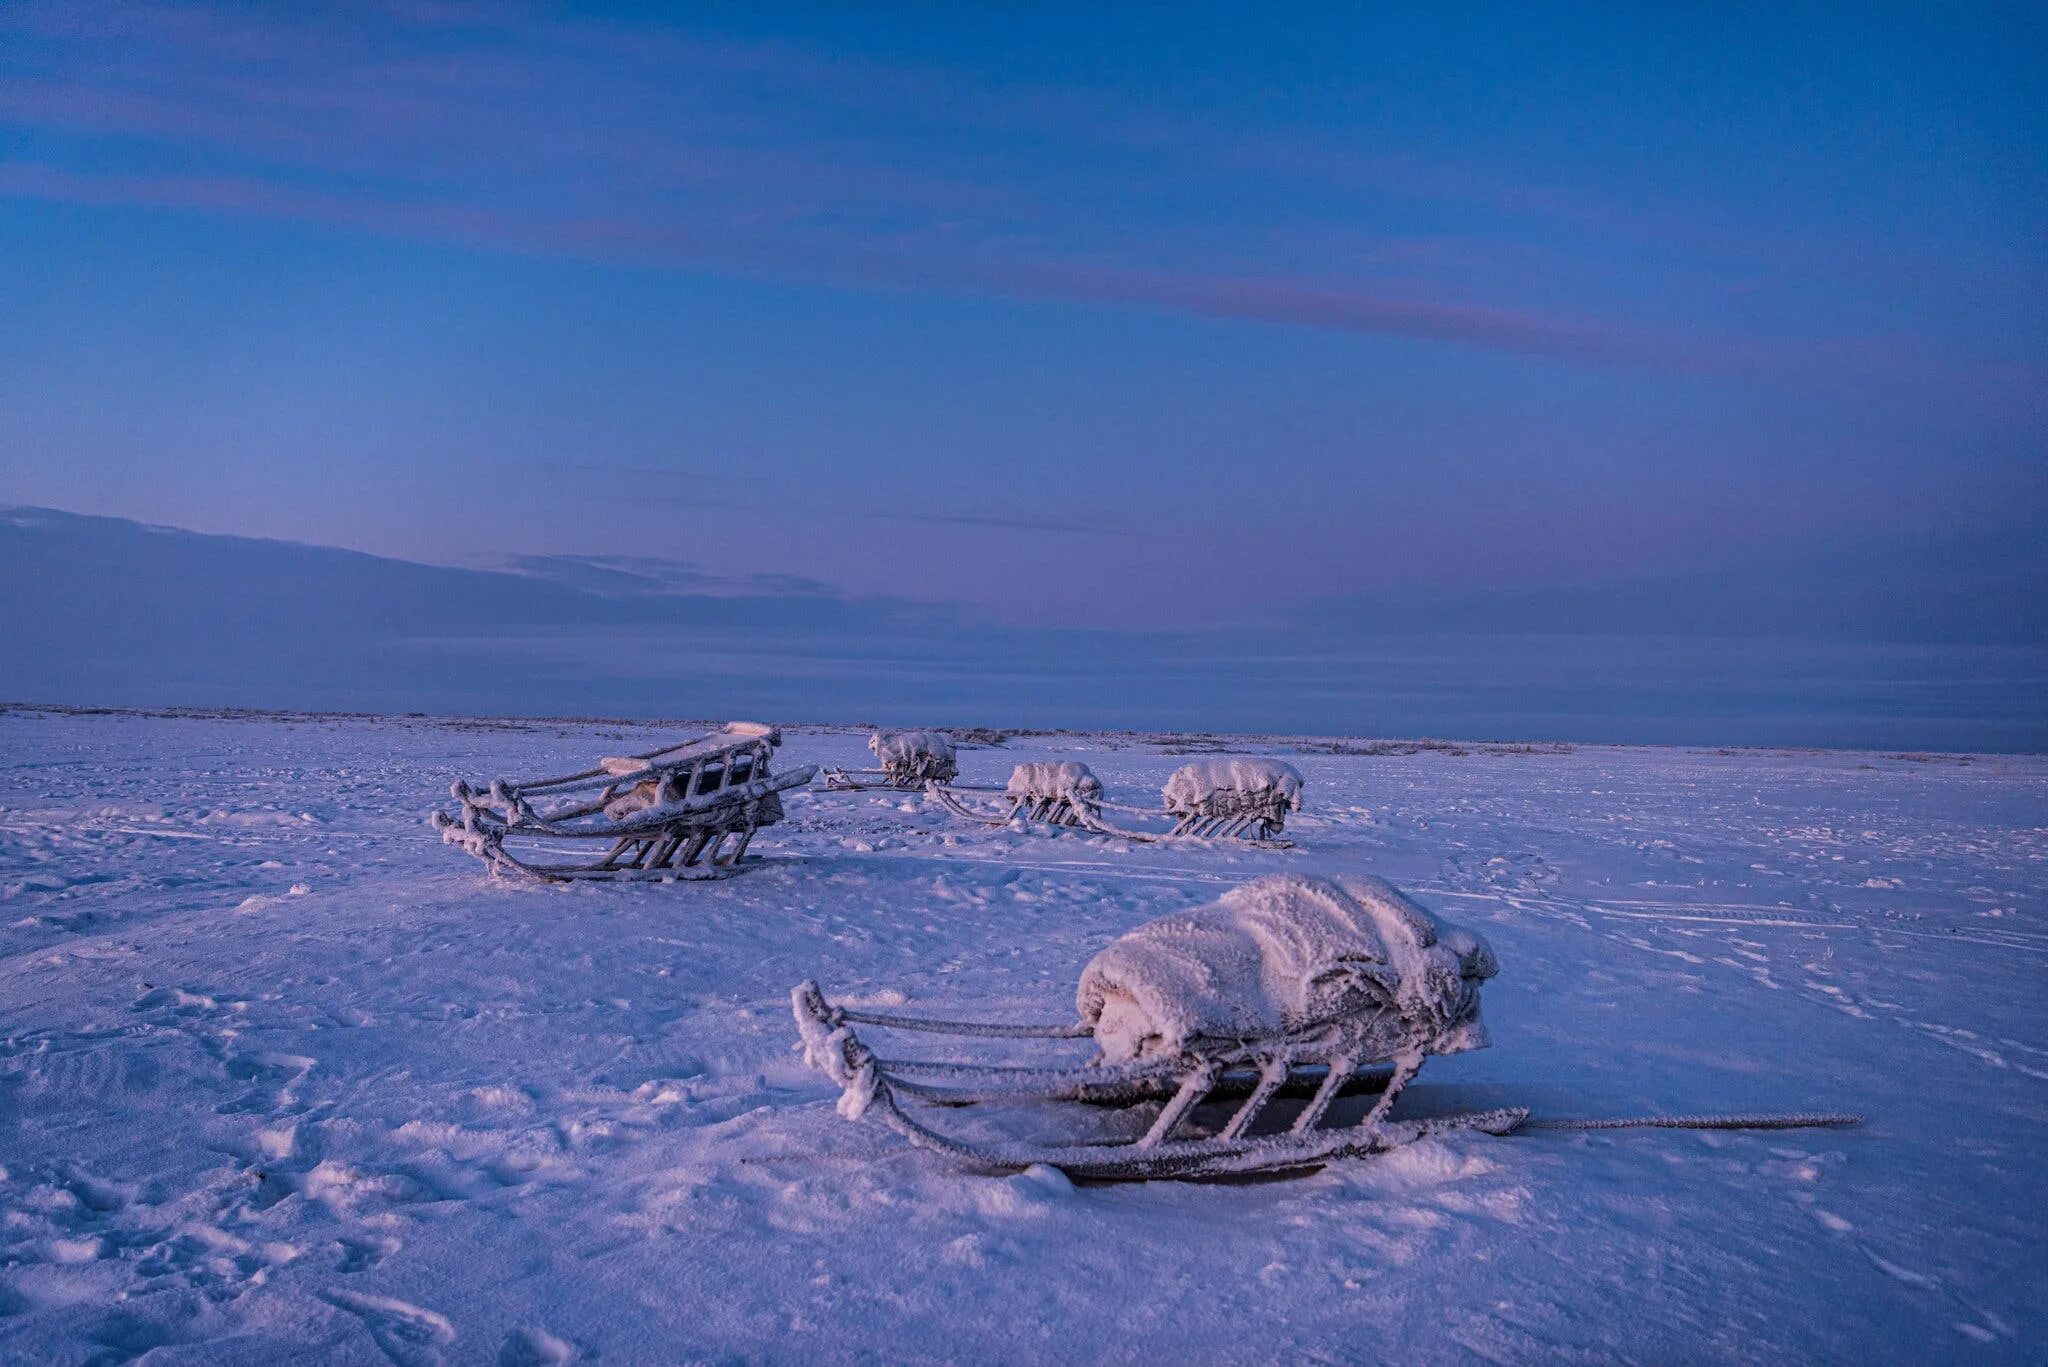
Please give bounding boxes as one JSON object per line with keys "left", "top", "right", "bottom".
{"left": 792, "top": 873, "right": 1860, "bottom": 1180}
{"left": 791, "top": 875, "right": 1514, "bottom": 1178}
{"left": 430, "top": 722, "right": 815, "bottom": 882}
{"left": 928, "top": 759, "right": 1299, "bottom": 848}
{"left": 822, "top": 729, "right": 960, "bottom": 791}
{"left": 924, "top": 760, "right": 1104, "bottom": 828}
{"left": 792, "top": 978, "right": 1525, "bottom": 1180}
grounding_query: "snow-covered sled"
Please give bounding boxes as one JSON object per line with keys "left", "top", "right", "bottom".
{"left": 822, "top": 730, "right": 959, "bottom": 791}
{"left": 1162, "top": 758, "right": 1302, "bottom": 838}
{"left": 925, "top": 761, "right": 1105, "bottom": 828}
{"left": 795, "top": 872, "right": 1860, "bottom": 1179}
{"left": 927, "top": 757, "right": 1300, "bottom": 848}
{"left": 430, "top": 722, "right": 816, "bottom": 882}
{"left": 792, "top": 874, "right": 1526, "bottom": 1179}
{"left": 1078, "top": 758, "right": 1304, "bottom": 846}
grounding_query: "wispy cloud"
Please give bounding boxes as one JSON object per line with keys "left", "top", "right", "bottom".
{"left": 852, "top": 507, "right": 1119, "bottom": 535}
{"left": 0, "top": 158, "right": 1702, "bottom": 372}
{"left": 0, "top": 1, "right": 1756, "bottom": 373}
{"left": 535, "top": 463, "right": 1121, "bottom": 537}
{"left": 3, "top": 0, "right": 2034, "bottom": 403}
{"left": 505, "top": 553, "right": 839, "bottom": 599}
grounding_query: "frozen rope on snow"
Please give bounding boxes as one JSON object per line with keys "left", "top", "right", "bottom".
{"left": 1524, "top": 1112, "right": 1862, "bottom": 1132}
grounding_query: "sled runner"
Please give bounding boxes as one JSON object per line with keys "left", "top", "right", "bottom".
{"left": 822, "top": 730, "right": 959, "bottom": 791}
{"left": 430, "top": 722, "right": 816, "bottom": 882}
{"left": 792, "top": 874, "right": 1524, "bottom": 1179}
{"left": 792, "top": 873, "right": 1860, "bottom": 1180}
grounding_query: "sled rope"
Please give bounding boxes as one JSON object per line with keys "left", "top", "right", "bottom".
{"left": 1523, "top": 1111, "right": 1861, "bottom": 1132}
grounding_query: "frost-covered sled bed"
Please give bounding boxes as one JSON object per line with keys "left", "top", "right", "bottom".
{"left": 794, "top": 873, "right": 1859, "bottom": 1180}
{"left": 822, "top": 729, "right": 959, "bottom": 791}
{"left": 927, "top": 757, "right": 1303, "bottom": 848}
{"left": 430, "top": 722, "right": 816, "bottom": 882}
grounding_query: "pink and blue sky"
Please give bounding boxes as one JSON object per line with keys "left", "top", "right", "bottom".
{"left": 1, "top": 3, "right": 2043, "bottom": 742}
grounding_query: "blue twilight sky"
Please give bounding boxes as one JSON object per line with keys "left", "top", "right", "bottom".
{"left": 1, "top": 1, "right": 2043, "bottom": 638}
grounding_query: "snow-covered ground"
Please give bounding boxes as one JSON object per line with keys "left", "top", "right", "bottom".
{"left": 1, "top": 707, "right": 2043, "bottom": 1364}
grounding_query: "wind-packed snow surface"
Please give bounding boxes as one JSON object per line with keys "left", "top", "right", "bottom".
{"left": 1, "top": 708, "right": 2043, "bottom": 1363}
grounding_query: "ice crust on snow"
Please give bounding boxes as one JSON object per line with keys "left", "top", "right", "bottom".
{"left": 1161, "top": 758, "right": 1303, "bottom": 815}
{"left": 1077, "top": 873, "right": 1497, "bottom": 1064}
{"left": 1005, "top": 761, "right": 1104, "bottom": 802}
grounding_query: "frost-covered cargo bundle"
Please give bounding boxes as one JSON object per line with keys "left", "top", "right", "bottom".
{"left": 1079, "top": 871, "right": 1494, "bottom": 1064}
{"left": 430, "top": 722, "right": 816, "bottom": 882}
{"left": 792, "top": 873, "right": 1524, "bottom": 1179}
